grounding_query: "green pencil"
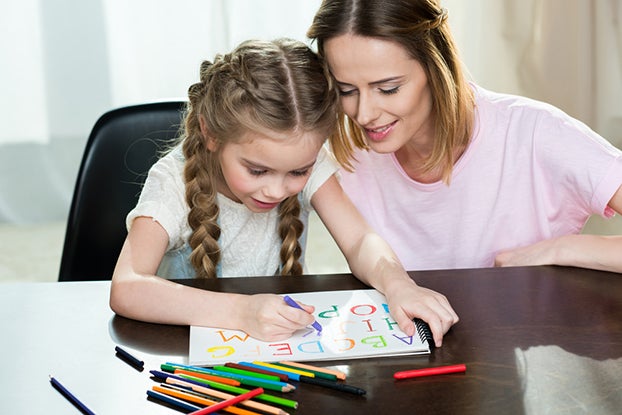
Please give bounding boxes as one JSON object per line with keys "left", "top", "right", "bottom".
{"left": 213, "top": 365, "right": 283, "bottom": 382}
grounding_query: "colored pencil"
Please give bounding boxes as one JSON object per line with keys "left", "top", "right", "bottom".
{"left": 152, "top": 385, "right": 260, "bottom": 415}
{"left": 239, "top": 362, "right": 301, "bottom": 381}
{"left": 150, "top": 370, "right": 299, "bottom": 409}
{"left": 146, "top": 389, "right": 202, "bottom": 412}
{"left": 175, "top": 368, "right": 242, "bottom": 386}
{"left": 225, "top": 362, "right": 289, "bottom": 382}
{"left": 298, "top": 375, "right": 367, "bottom": 396}
{"left": 186, "top": 387, "right": 264, "bottom": 415}
{"left": 162, "top": 363, "right": 241, "bottom": 386}
{"left": 279, "top": 360, "right": 346, "bottom": 380}
{"left": 283, "top": 295, "right": 323, "bottom": 333}
{"left": 393, "top": 364, "right": 467, "bottom": 380}
{"left": 114, "top": 345, "right": 144, "bottom": 370}
{"left": 214, "top": 365, "right": 283, "bottom": 382}
{"left": 168, "top": 362, "right": 293, "bottom": 390}
{"left": 49, "top": 375, "right": 96, "bottom": 415}
{"left": 252, "top": 361, "right": 315, "bottom": 378}
{"left": 276, "top": 362, "right": 337, "bottom": 381}
{"left": 196, "top": 367, "right": 295, "bottom": 392}
{"left": 165, "top": 377, "right": 289, "bottom": 415}
{"left": 164, "top": 362, "right": 238, "bottom": 378}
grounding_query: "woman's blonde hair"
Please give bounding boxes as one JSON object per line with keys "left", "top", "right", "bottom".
{"left": 181, "top": 38, "right": 337, "bottom": 278}
{"left": 308, "top": 0, "right": 474, "bottom": 183}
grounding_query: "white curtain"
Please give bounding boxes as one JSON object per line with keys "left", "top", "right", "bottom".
{"left": 1, "top": 0, "right": 620, "bottom": 223}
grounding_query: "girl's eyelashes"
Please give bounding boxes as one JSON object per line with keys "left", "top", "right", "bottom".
{"left": 247, "top": 168, "right": 310, "bottom": 177}
{"left": 248, "top": 168, "right": 267, "bottom": 176}
{"left": 290, "top": 169, "right": 311, "bottom": 177}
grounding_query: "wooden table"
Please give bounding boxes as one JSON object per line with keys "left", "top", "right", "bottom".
{"left": 2, "top": 265, "right": 621, "bottom": 414}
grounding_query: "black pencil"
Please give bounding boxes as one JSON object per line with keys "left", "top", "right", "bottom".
{"left": 299, "top": 375, "right": 366, "bottom": 395}
{"left": 115, "top": 345, "right": 144, "bottom": 370}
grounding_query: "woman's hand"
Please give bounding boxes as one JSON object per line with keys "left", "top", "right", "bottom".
{"left": 495, "top": 239, "right": 556, "bottom": 267}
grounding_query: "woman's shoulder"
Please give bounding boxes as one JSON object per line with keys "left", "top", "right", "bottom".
{"left": 474, "top": 84, "right": 573, "bottom": 120}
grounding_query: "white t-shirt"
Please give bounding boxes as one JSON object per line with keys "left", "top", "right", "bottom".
{"left": 338, "top": 85, "right": 622, "bottom": 270}
{"left": 127, "top": 145, "right": 338, "bottom": 278}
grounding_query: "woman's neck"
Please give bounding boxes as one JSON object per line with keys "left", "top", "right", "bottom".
{"left": 394, "top": 139, "right": 466, "bottom": 184}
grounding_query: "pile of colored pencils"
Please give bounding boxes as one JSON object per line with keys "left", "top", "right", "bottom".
{"left": 147, "top": 360, "right": 365, "bottom": 414}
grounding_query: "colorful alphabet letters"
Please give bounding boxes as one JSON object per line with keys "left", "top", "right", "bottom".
{"left": 189, "top": 289, "right": 431, "bottom": 365}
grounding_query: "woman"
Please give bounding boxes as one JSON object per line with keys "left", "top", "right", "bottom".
{"left": 307, "top": 0, "right": 622, "bottom": 273}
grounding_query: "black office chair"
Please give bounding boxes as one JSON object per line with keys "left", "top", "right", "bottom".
{"left": 58, "top": 100, "right": 187, "bottom": 281}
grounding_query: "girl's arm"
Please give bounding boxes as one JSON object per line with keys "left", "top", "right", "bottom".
{"left": 311, "top": 175, "right": 459, "bottom": 346}
{"left": 110, "top": 217, "right": 315, "bottom": 341}
{"left": 495, "top": 184, "right": 622, "bottom": 272}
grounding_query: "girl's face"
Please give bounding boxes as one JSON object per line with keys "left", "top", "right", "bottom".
{"left": 209, "top": 130, "right": 324, "bottom": 213}
{"left": 323, "top": 34, "right": 434, "bottom": 153}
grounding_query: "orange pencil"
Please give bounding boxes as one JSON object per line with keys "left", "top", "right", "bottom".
{"left": 187, "top": 387, "right": 265, "bottom": 415}
{"left": 152, "top": 385, "right": 260, "bottom": 415}
{"left": 174, "top": 368, "right": 241, "bottom": 386}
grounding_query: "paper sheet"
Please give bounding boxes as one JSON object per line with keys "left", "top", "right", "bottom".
{"left": 189, "top": 289, "right": 430, "bottom": 366}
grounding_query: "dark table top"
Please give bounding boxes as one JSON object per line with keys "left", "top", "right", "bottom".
{"left": 2, "top": 265, "right": 621, "bottom": 414}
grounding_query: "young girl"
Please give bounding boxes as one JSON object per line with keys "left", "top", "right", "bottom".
{"left": 308, "top": 0, "right": 622, "bottom": 273}
{"left": 110, "top": 38, "right": 458, "bottom": 346}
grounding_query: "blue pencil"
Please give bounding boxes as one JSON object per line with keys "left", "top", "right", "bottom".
{"left": 49, "top": 375, "right": 96, "bottom": 415}
{"left": 146, "top": 389, "right": 202, "bottom": 412}
{"left": 283, "top": 295, "right": 323, "bottom": 333}
{"left": 150, "top": 370, "right": 208, "bottom": 387}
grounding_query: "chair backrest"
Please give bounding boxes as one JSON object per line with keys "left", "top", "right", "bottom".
{"left": 58, "top": 101, "right": 187, "bottom": 281}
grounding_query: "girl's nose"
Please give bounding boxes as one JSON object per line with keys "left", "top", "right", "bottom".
{"left": 262, "top": 177, "right": 287, "bottom": 200}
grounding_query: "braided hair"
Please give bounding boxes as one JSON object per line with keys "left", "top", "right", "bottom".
{"left": 181, "top": 38, "right": 337, "bottom": 278}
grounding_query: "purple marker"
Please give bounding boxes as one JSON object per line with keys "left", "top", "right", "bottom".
{"left": 283, "top": 295, "right": 323, "bottom": 333}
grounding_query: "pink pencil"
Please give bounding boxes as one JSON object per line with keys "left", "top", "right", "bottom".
{"left": 393, "top": 364, "right": 466, "bottom": 380}
{"left": 187, "top": 387, "right": 264, "bottom": 415}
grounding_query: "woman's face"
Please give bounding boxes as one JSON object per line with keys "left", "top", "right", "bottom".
{"left": 324, "top": 34, "right": 434, "bottom": 153}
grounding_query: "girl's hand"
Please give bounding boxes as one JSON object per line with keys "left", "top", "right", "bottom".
{"left": 235, "top": 294, "right": 316, "bottom": 341}
{"left": 384, "top": 280, "right": 459, "bottom": 347}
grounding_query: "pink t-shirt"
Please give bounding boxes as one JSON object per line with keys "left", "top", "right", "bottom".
{"left": 338, "top": 85, "right": 622, "bottom": 270}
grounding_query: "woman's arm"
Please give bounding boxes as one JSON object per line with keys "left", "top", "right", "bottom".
{"left": 311, "top": 175, "right": 459, "bottom": 346}
{"left": 110, "top": 217, "right": 315, "bottom": 340}
{"left": 496, "top": 184, "right": 622, "bottom": 272}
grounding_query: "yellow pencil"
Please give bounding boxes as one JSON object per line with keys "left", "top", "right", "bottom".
{"left": 252, "top": 361, "right": 315, "bottom": 377}
{"left": 279, "top": 361, "right": 347, "bottom": 380}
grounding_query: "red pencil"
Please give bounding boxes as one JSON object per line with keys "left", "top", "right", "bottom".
{"left": 393, "top": 364, "right": 466, "bottom": 380}
{"left": 187, "top": 387, "right": 264, "bottom": 415}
